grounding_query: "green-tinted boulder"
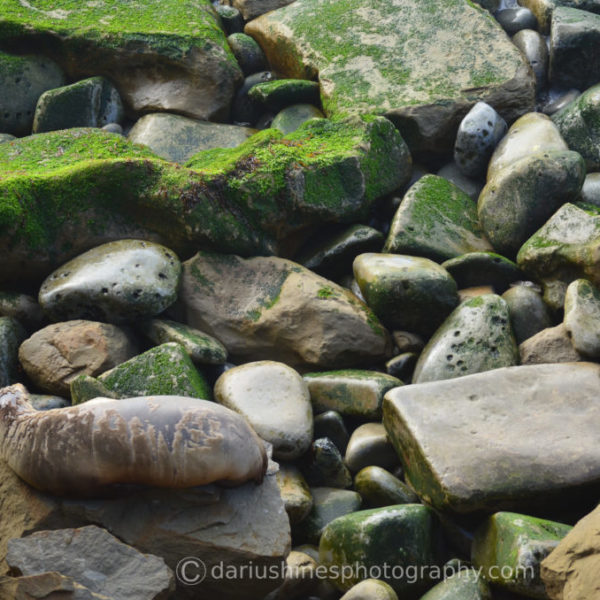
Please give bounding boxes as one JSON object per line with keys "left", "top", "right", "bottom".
{"left": 319, "top": 505, "right": 441, "bottom": 596}
{"left": 517, "top": 203, "right": 600, "bottom": 310}
{"left": 0, "top": 0, "right": 242, "bottom": 121}
{"left": 563, "top": 278, "right": 600, "bottom": 358}
{"left": 33, "top": 76, "right": 124, "bottom": 133}
{"left": 138, "top": 319, "right": 227, "bottom": 365}
{"left": 295, "top": 487, "right": 362, "bottom": 545}
{"left": 354, "top": 466, "right": 419, "bottom": 508}
{"left": 383, "top": 363, "right": 600, "bottom": 513}
{"left": 0, "top": 316, "right": 26, "bottom": 386}
{"left": 478, "top": 151, "right": 585, "bottom": 257}
{"left": 271, "top": 104, "right": 325, "bottom": 135}
{"left": 0, "top": 51, "right": 65, "bottom": 135}
{"left": 249, "top": 79, "right": 321, "bottom": 112}
{"left": 70, "top": 374, "right": 118, "bottom": 405}
{"left": 384, "top": 175, "right": 492, "bottom": 261}
{"left": 419, "top": 569, "right": 491, "bottom": 600}
{"left": 246, "top": 0, "right": 534, "bottom": 153}
{"left": 128, "top": 113, "right": 256, "bottom": 164}
{"left": 98, "top": 342, "right": 211, "bottom": 399}
{"left": 304, "top": 370, "right": 401, "bottom": 420}
{"left": 472, "top": 512, "right": 572, "bottom": 598}
{"left": 0, "top": 116, "right": 410, "bottom": 284}
{"left": 353, "top": 253, "right": 459, "bottom": 336}
{"left": 413, "top": 295, "right": 518, "bottom": 383}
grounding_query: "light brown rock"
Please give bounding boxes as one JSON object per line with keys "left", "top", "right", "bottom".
{"left": 519, "top": 324, "right": 583, "bottom": 365}
{"left": 18, "top": 320, "right": 138, "bottom": 396}
{"left": 541, "top": 504, "right": 600, "bottom": 600}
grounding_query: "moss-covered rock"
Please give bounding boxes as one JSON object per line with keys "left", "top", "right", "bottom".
{"left": 249, "top": 79, "right": 321, "bottom": 112}
{"left": 384, "top": 175, "right": 492, "bottom": 261}
{"left": 246, "top": 0, "right": 534, "bottom": 153}
{"left": 0, "top": 0, "right": 242, "bottom": 121}
{"left": 98, "top": 342, "right": 211, "bottom": 399}
{"left": 70, "top": 374, "right": 118, "bottom": 405}
{"left": 0, "top": 117, "right": 410, "bottom": 283}
{"left": 472, "top": 512, "right": 572, "bottom": 598}
{"left": 271, "top": 103, "right": 324, "bottom": 135}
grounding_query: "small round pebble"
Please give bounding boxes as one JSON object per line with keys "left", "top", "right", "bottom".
{"left": 496, "top": 7, "right": 538, "bottom": 35}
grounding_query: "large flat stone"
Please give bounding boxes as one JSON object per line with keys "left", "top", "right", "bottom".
{"left": 0, "top": 0, "right": 242, "bottom": 121}
{"left": 246, "top": 0, "right": 535, "bottom": 153}
{"left": 383, "top": 363, "right": 600, "bottom": 514}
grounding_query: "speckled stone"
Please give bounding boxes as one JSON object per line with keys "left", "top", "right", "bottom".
{"left": 276, "top": 464, "right": 313, "bottom": 524}
{"left": 454, "top": 102, "right": 507, "bottom": 178}
{"left": 354, "top": 466, "right": 418, "bottom": 508}
{"left": 344, "top": 423, "right": 398, "bottom": 473}
{"left": 271, "top": 103, "right": 325, "bottom": 135}
{"left": 353, "top": 253, "right": 459, "bottom": 336}
{"left": 512, "top": 29, "right": 548, "bottom": 91}
{"left": 563, "top": 278, "right": 600, "bottom": 358}
{"left": 502, "top": 284, "right": 553, "bottom": 344}
{"left": 39, "top": 240, "right": 181, "bottom": 323}
{"left": 215, "top": 361, "right": 313, "bottom": 460}
{"left": 413, "top": 294, "right": 518, "bottom": 383}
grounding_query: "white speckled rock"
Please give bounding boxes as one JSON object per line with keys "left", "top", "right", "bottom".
{"left": 215, "top": 361, "right": 313, "bottom": 460}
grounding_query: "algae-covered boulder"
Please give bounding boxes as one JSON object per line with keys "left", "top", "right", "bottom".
{"left": 0, "top": 0, "right": 242, "bottom": 121}
{"left": 246, "top": 0, "right": 534, "bottom": 152}
{"left": 0, "top": 117, "right": 410, "bottom": 283}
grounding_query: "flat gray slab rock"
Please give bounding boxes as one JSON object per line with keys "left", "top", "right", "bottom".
{"left": 246, "top": 0, "right": 535, "bottom": 153}
{"left": 383, "top": 363, "right": 600, "bottom": 513}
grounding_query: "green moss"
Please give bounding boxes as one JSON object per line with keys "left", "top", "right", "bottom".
{"left": 317, "top": 286, "right": 334, "bottom": 298}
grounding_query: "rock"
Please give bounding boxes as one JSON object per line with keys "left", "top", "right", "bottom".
{"left": 128, "top": 113, "right": 256, "bottom": 163}
{"left": 512, "top": 29, "right": 549, "bottom": 91}
{"left": 249, "top": 79, "right": 321, "bottom": 113}
{"left": 215, "top": 361, "right": 313, "bottom": 460}
{"left": 419, "top": 569, "right": 491, "bottom": 600}
{"left": 519, "top": 323, "right": 583, "bottom": 364}
{"left": 549, "top": 7, "right": 600, "bottom": 90}
{"left": 97, "top": 342, "right": 211, "bottom": 399}
{"left": 271, "top": 104, "right": 325, "bottom": 135}
{"left": 0, "top": 0, "right": 242, "bottom": 122}
{"left": 344, "top": 423, "right": 398, "bottom": 473}
{"left": 303, "top": 438, "right": 353, "bottom": 489}
{"left": 304, "top": 370, "right": 401, "bottom": 420}
{"left": 383, "top": 362, "right": 600, "bottom": 513}
{"left": 487, "top": 112, "right": 567, "bottom": 179}
{"left": 386, "top": 352, "right": 417, "bottom": 381}
{"left": 552, "top": 83, "right": 600, "bottom": 170}
{"left": 502, "top": 284, "right": 553, "bottom": 344}
{"left": 563, "top": 278, "right": 600, "bottom": 357}
{"left": 519, "top": 0, "right": 600, "bottom": 34}
{"left": 0, "top": 317, "right": 26, "bottom": 387}
{"left": 580, "top": 172, "right": 600, "bottom": 206}
{"left": 33, "top": 77, "right": 124, "bottom": 134}
{"left": 297, "top": 225, "right": 384, "bottom": 279}
{"left": 214, "top": 4, "right": 243, "bottom": 34}
{"left": 227, "top": 33, "right": 268, "bottom": 76}
{"left": 0, "top": 133, "right": 15, "bottom": 142}
{"left": 496, "top": 7, "right": 538, "bottom": 35}
{"left": 265, "top": 551, "right": 319, "bottom": 600}
{"left": 543, "top": 88, "right": 581, "bottom": 115}
{"left": 18, "top": 320, "right": 138, "bottom": 396}
{"left": 541, "top": 503, "right": 600, "bottom": 600}
{"left": 0, "top": 292, "right": 43, "bottom": 330}
{"left": 232, "top": 70, "right": 276, "bottom": 124}
{"left": 353, "top": 253, "right": 459, "bottom": 337}
{"left": 441, "top": 252, "right": 523, "bottom": 293}
{"left": 138, "top": 318, "right": 227, "bottom": 365}
{"left": 246, "top": 0, "right": 534, "bottom": 153}
{"left": 454, "top": 102, "right": 507, "bottom": 178}
{"left": 39, "top": 240, "right": 181, "bottom": 323}
{"left": 0, "top": 51, "right": 65, "bottom": 136}
{"left": 7, "top": 525, "right": 174, "bottom": 600}
{"left": 276, "top": 464, "right": 313, "bottom": 524}
{"left": 29, "top": 395, "right": 69, "bottom": 411}
{"left": 0, "top": 458, "right": 290, "bottom": 600}
{"left": 319, "top": 505, "right": 440, "bottom": 595}
{"left": 384, "top": 175, "right": 493, "bottom": 261}
{"left": 296, "top": 487, "right": 362, "bottom": 545}
{"left": 0, "top": 572, "right": 111, "bottom": 600}
{"left": 413, "top": 294, "right": 518, "bottom": 383}
{"left": 1, "top": 118, "right": 409, "bottom": 284}
{"left": 472, "top": 512, "right": 572, "bottom": 598}
{"left": 313, "top": 411, "right": 349, "bottom": 454}
{"left": 354, "top": 466, "right": 418, "bottom": 508}
{"left": 70, "top": 375, "right": 117, "bottom": 405}
{"left": 517, "top": 203, "right": 600, "bottom": 310}
{"left": 478, "top": 150, "right": 585, "bottom": 256}
{"left": 340, "top": 579, "right": 399, "bottom": 600}
{"left": 436, "top": 162, "right": 484, "bottom": 201}
{"left": 226, "top": 0, "right": 296, "bottom": 20}
{"left": 102, "top": 122, "right": 122, "bottom": 134}
{"left": 392, "top": 331, "right": 425, "bottom": 353}
{"left": 180, "top": 252, "right": 391, "bottom": 368}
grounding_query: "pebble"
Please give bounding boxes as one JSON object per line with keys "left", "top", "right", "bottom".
{"left": 340, "top": 579, "right": 399, "bottom": 600}
{"left": 214, "top": 4, "right": 244, "bottom": 34}
{"left": 563, "top": 278, "right": 600, "bottom": 358}
{"left": 39, "top": 240, "right": 181, "bottom": 323}
{"left": 512, "top": 29, "right": 548, "bottom": 91}
{"left": 542, "top": 88, "right": 580, "bottom": 115}
{"left": 385, "top": 352, "right": 417, "bottom": 381}
{"left": 275, "top": 464, "right": 313, "bottom": 524}
{"left": 354, "top": 466, "right": 418, "bottom": 508}
{"left": 496, "top": 7, "right": 538, "bottom": 34}
{"left": 344, "top": 423, "right": 398, "bottom": 473}
{"left": 227, "top": 33, "right": 268, "bottom": 76}
{"left": 436, "top": 162, "right": 484, "bottom": 200}
{"left": 232, "top": 71, "right": 276, "bottom": 125}
{"left": 502, "top": 283, "right": 553, "bottom": 344}
{"left": 313, "top": 411, "right": 350, "bottom": 454}
{"left": 303, "top": 437, "right": 353, "bottom": 489}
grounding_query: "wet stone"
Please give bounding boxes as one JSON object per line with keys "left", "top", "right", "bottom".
{"left": 265, "top": 550, "right": 319, "bottom": 600}
{"left": 344, "top": 423, "right": 399, "bottom": 473}
{"left": 563, "top": 278, "right": 600, "bottom": 358}
{"left": 29, "top": 394, "right": 70, "bottom": 410}
{"left": 214, "top": 4, "right": 243, "bottom": 34}
{"left": 227, "top": 33, "right": 268, "bottom": 76}
{"left": 512, "top": 29, "right": 549, "bottom": 91}
{"left": 0, "top": 317, "right": 26, "bottom": 387}
{"left": 314, "top": 411, "right": 350, "bottom": 454}
{"left": 502, "top": 284, "right": 553, "bottom": 344}
{"left": 249, "top": 79, "right": 321, "bottom": 113}
{"left": 303, "top": 438, "right": 353, "bottom": 489}
{"left": 232, "top": 71, "right": 277, "bottom": 125}
{"left": 496, "top": 7, "right": 538, "bottom": 35}
{"left": 437, "top": 162, "right": 484, "bottom": 201}
{"left": 39, "top": 240, "right": 181, "bottom": 324}
{"left": 354, "top": 466, "right": 419, "bottom": 508}
{"left": 386, "top": 352, "right": 417, "bottom": 381}
{"left": 276, "top": 464, "right": 313, "bottom": 525}
{"left": 542, "top": 87, "right": 580, "bottom": 115}
{"left": 392, "top": 331, "right": 425, "bottom": 354}
{"left": 271, "top": 103, "right": 325, "bottom": 135}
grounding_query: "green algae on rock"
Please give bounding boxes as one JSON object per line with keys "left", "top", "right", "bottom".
{"left": 472, "top": 512, "right": 572, "bottom": 598}
{"left": 0, "top": 0, "right": 242, "bottom": 121}
{"left": 246, "top": 0, "right": 534, "bottom": 153}
{"left": 249, "top": 79, "right": 321, "bottom": 112}
{"left": 384, "top": 175, "right": 493, "bottom": 261}
{"left": 0, "top": 117, "right": 409, "bottom": 284}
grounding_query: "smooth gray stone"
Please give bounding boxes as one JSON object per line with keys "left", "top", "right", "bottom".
{"left": 215, "top": 4, "right": 244, "bottom": 34}
{"left": 227, "top": 33, "right": 268, "bottom": 76}
{"left": 580, "top": 172, "right": 600, "bottom": 206}
{"left": 542, "top": 88, "right": 580, "bottom": 115}
{"left": 232, "top": 70, "right": 276, "bottom": 125}
{"left": 496, "top": 7, "right": 538, "bottom": 34}
{"left": 502, "top": 284, "right": 553, "bottom": 344}
{"left": 563, "top": 278, "right": 600, "bottom": 358}
{"left": 383, "top": 362, "right": 600, "bottom": 513}
{"left": 313, "top": 411, "right": 349, "bottom": 454}
{"left": 344, "top": 423, "right": 398, "bottom": 473}
{"left": 512, "top": 29, "right": 548, "bottom": 91}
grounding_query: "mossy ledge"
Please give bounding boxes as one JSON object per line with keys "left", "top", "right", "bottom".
{"left": 0, "top": 116, "right": 410, "bottom": 284}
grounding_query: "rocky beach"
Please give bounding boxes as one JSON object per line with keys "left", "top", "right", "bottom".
{"left": 1, "top": 0, "right": 600, "bottom": 598}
